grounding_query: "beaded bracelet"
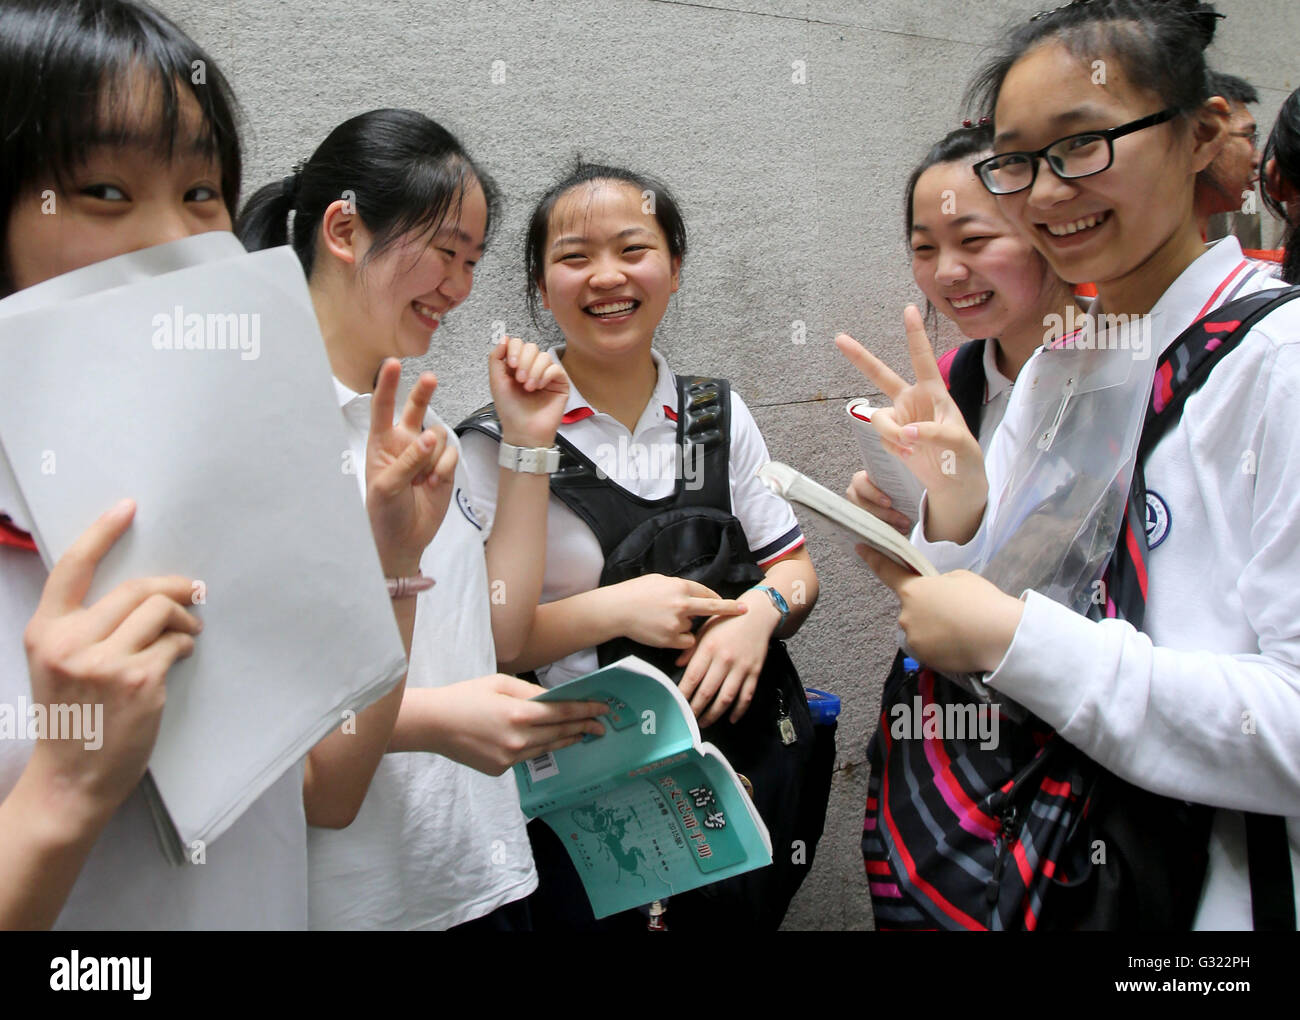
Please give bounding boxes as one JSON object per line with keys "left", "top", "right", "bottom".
{"left": 387, "top": 573, "right": 435, "bottom": 599}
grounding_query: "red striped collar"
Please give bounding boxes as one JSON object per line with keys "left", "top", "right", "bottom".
{"left": 560, "top": 404, "right": 678, "bottom": 425}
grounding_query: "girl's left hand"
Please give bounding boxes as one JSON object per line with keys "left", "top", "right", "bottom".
{"left": 857, "top": 546, "right": 1024, "bottom": 675}
{"left": 365, "top": 359, "right": 459, "bottom": 575}
{"left": 676, "top": 595, "right": 780, "bottom": 727}
{"left": 489, "top": 336, "right": 570, "bottom": 448}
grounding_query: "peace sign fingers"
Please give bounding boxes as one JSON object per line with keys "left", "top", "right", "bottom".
{"left": 834, "top": 332, "right": 909, "bottom": 402}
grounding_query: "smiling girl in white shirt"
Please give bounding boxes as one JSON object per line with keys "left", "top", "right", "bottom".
{"left": 238, "top": 110, "right": 608, "bottom": 930}
{"left": 840, "top": 0, "right": 1300, "bottom": 930}
{"left": 459, "top": 163, "right": 820, "bottom": 929}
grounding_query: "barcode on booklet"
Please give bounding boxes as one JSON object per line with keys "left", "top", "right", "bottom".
{"left": 525, "top": 751, "right": 559, "bottom": 783}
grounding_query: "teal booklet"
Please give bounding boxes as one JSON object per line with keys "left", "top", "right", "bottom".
{"left": 514, "top": 656, "right": 772, "bottom": 919}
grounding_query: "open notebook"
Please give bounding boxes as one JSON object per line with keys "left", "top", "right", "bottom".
{"left": 758, "top": 462, "right": 936, "bottom": 577}
{"left": 0, "top": 233, "right": 407, "bottom": 862}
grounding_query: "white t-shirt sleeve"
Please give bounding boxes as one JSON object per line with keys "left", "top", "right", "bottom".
{"left": 727, "top": 390, "right": 804, "bottom": 566}
{"left": 458, "top": 428, "right": 501, "bottom": 539}
{"left": 985, "top": 336, "right": 1300, "bottom": 814}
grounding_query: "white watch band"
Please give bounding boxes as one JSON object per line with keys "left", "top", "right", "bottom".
{"left": 498, "top": 441, "right": 561, "bottom": 474}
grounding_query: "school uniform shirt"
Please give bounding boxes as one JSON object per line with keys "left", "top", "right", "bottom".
{"left": 305, "top": 379, "right": 536, "bottom": 930}
{"left": 915, "top": 236, "right": 1300, "bottom": 930}
{"left": 0, "top": 469, "right": 308, "bottom": 930}
{"left": 936, "top": 339, "right": 1014, "bottom": 451}
{"left": 459, "top": 346, "right": 805, "bottom": 689}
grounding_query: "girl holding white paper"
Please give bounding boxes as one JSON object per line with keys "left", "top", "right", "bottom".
{"left": 0, "top": 0, "right": 461, "bottom": 930}
{"left": 238, "top": 108, "right": 608, "bottom": 931}
{"left": 841, "top": 0, "right": 1300, "bottom": 929}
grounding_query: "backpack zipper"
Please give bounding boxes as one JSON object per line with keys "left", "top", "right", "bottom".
{"left": 987, "top": 802, "right": 1020, "bottom": 927}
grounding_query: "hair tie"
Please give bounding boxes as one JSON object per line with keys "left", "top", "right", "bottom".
{"left": 284, "top": 160, "right": 306, "bottom": 205}
{"left": 961, "top": 117, "right": 991, "bottom": 129}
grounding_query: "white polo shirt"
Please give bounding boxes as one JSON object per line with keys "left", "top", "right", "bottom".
{"left": 305, "top": 379, "right": 536, "bottom": 930}
{"left": 459, "top": 347, "right": 804, "bottom": 689}
{"left": 0, "top": 471, "right": 308, "bottom": 930}
{"left": 975, "top": 339, "right": 1015, "bottom": 451}
{"left": 917, "top": 237, "right": 1300, "bottom": 930}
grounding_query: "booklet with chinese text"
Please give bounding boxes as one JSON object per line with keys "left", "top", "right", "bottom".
{"left": 515, "top": 656, "right": 772, "bottom": 918}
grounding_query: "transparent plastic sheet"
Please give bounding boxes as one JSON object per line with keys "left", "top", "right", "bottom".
{"left": 937, "top": 314, "right": 1163, "bottom": 718}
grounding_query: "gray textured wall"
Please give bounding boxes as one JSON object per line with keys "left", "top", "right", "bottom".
{"left": 157, "top": 0, "right": 1298, "bottom": 930}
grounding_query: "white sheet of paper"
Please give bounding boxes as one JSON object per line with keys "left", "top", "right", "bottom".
{"left": 0, "top": 235, "right": 406, "bottom": 857}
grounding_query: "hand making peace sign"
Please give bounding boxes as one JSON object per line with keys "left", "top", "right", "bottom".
{"left": 835, "top": 305, "right": 988, "bottom": 545}
{"left": 364, "top": 359, "right": 459, "bottom": 577}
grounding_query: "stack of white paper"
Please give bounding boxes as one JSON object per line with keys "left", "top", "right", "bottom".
{"left": 0, "top": 233, "right": 407, "bottom": 863}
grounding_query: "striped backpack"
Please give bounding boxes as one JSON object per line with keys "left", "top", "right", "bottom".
{"left": 863, "top": 286, "right": 1300, "bottom": 930}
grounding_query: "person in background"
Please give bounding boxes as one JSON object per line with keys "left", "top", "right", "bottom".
{"left": 1261, "top": 86, "right": 1300, "bottom": 284}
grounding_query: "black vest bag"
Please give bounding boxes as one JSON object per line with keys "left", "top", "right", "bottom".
{"left": 459, "top": 375, "right": 830, "bottom": 930}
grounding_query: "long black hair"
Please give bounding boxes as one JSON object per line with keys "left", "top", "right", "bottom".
{"left": 524, "top": 162, "right": 688, "bottom": 328}
{"left": 237, "top": 108, "right": 499, "bottom": 278}
{"left": 0, "top": 0, "right": 242, "bottom": 295}
{"left": 1262, "top": 87, "right": 1300, "bottom": 285}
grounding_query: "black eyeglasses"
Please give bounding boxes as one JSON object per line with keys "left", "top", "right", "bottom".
{"left": 973, "top": 108, "right": 1179, "bottom": 196}
{"left": 1230, "top": 126, "right": 1260, "bottom": 149}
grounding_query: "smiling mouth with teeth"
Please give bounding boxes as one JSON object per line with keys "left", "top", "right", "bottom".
{"left": 1042, "top": 210, "right": 1110, "bottom": 238}
{"left": 950, "top": 291, "right": 993, "bottom": 310}
{"left": 585, "top": 299, "right": 639, "bottom": 318}
{"left": 411, "top": 300, "right": 442, "bottom": 326}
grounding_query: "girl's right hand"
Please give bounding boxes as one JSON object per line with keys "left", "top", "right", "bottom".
{"left": 422, "top": 674, "right": 608, "bottom": 776}
{"left": 846, "top": 470, "right": 914, "bottom": 534}
{"left": 609, "top": 574, "right": 748, "bottom": 651}
{"left": 22, "top": 500, "right": 201, "bottom": 831}
{"left": 836, "top": 305, "right": 987, "bottom": 542}
{"left": 489, "top": 336, "right": 570, "bottom": 449}
{"left": 365, "top": 360, "right": 459, "bottom": 576}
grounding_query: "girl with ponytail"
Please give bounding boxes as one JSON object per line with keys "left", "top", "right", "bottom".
{"left": 239, "top": 109, "right": 608, "bottom": 931}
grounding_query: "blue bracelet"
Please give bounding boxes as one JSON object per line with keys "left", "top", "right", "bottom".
{"left": 750, "top": 584, "right": 790, "bottom": 628}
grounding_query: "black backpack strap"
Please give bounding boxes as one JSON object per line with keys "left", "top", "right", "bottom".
{"left": 1124, "top": 284, "right": 1300, "bottom": 930}
{"left": 455, "top": 401, "right": 637, "bottom": 557}
{"left": 455, "top": 401, "right": 503, "bottom": 442}
{"left": 946, "top": 338, "right": 986, "bottom": 437}
{"left": 545, "top": 376, "right": 734, "bottom": 553}
{"left": 1246, "top": 813, "right": 1296, "bottom": 930}
{"left": 674, "top": 375, "right": 732, "bottom": 511}
{"left": 1139, "top": 286, "right": 1300, "bottom": 462}
{"left": 457, "top": 378, "right": 738, "bottom": 559}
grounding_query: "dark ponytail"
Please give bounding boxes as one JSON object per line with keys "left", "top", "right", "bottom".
{"left": 237, "top": 173, "right": 297, "bottom": 251}
{"left": 237, "top": 108, "right": 499, "bottom": 278}
{"left": 1262, "top": 87, "right": 1300, "bottom": 285}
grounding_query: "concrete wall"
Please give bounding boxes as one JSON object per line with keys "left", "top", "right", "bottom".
{"left": 156, "top": 0, "right": 1298, "bottom": 929}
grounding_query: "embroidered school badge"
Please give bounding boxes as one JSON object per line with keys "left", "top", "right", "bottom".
{"left": 455, "top": 487, "right": 483, "bottom": 531}
{"left": 1144, "top": 490, "right": 1171, "bottom": 549}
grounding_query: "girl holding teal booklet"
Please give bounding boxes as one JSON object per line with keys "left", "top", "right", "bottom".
{"left": 238, "top": 109, "right": 609, "bottom": 931}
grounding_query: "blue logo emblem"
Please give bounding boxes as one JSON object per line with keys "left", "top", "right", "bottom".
{"left": 1144, "top": 491, "right": 1170, "bottom": 549}
{"left": 455, "top": 487, "right": 482, "bottom": 531}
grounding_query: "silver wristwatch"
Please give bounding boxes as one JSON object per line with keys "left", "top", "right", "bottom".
{"left": 498, "top": 441, "right": 561, "bottom": 474}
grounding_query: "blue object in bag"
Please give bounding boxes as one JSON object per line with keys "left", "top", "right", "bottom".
{"left": 803, "top": 688, "right": 841, "bottom": 726}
